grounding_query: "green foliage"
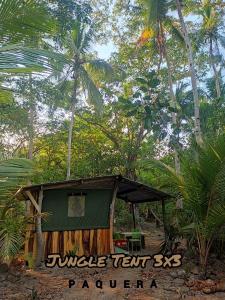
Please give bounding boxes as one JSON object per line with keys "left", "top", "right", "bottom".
{"left": 25, "top": 252, "right": 35, "bottom": 269}
{"left": 115, "top": 199, "right": 134, "bottom": 231}
{"left": 160, "top": 224, "right": 182, "bottom": 254}
{"left": 0, "top": 202, "right": 26, "bottom": 263}
{"left": 156, "top": 134, "right": 225, "bottom": 270}
{"left": 113, "top": 232, "right": 121, "bottom": 239}
{"left": 0, "top": 159, "right": 33, "bottom": 201}
{"left": 0, "top": 0, "right": 225, "bottom": 273}
{"left": 0, "top": 159, "right": 33, "bottom": 263}
{"left": 66, "top": 245, "right": 79, "bottom": 257}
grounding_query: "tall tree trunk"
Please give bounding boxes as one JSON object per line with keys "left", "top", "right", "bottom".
{"left": 28, "top": 75, "right": 34, "bottom": 160}
{"left": 160, "top": 22, "right": 180, "bottom": 174}
{"left": 28, "top": 106, "right": 34, "bottom": 160}
{"left": 209, "top": 38, "right": 221, "bottom": 98}
{"left": 176, "top": 0, "right": 203, "bottom": 146}
{"left": 66, "top": 79, "right": 77, "bottom": 180}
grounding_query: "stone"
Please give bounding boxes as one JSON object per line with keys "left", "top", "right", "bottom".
{"left": 189, "top": 275, "right": 196, "bottom": 281}
{"left": 10, "top": 293, "right": 28, "bottom": 300}
{"left": 177, "top": 269, "right": 186, "bottom": 278}
{"left": 180, "top": 286, "right": 190, "bottom": 293}
{"left": 191, "top": 266, "right": 200, "bottom": 275}
{"left": 0, "top": 273, "right": 7, "bottom": 282}
{"left": 205, "top": 279, "right": 214, "bottom": 285}
{"left": 7, "top": 274, "right": 20, "bottom": 283}
{"left": 0, "top": 263, "right": 9, "bottom": 273}
{"left": 170, "top": 271, "right": 178, "bottom": 278}
{"left": 173, "top": 278, "right": 185, "bottom": 286}
{"left": 216, "top": 293, "right": 225, "bottom": 298}
{"left": 203, "top": 288, "right": 211, "bottom": 294}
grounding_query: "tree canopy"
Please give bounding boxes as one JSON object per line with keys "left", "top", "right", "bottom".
{"left": 0, "top": 0, "right": 225, "bottom": 272}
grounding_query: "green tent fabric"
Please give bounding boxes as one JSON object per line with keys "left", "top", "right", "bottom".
{"left": 42, "top": 189, "right": 112, "bottom": 231}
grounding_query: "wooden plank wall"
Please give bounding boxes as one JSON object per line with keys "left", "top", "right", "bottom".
{"left": 24, "top": 228, "right": 111, "bottom": 260}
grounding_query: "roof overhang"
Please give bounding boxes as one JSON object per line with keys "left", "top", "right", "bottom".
{"left": 16, "top": 175, "right": 172, "bottom": 204}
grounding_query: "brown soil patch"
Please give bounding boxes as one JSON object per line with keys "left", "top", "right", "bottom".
{"left": 1, "top": 223, "right": 225, "bottom": 300}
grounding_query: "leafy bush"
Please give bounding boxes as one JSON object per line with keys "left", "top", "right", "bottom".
{"left": 156, "top": 134, "right": 225, "bottom": 274}
{"left": 0, "top": 159, "right": 33, "bottom": 264}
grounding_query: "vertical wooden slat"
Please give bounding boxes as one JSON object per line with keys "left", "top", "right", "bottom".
{"left": 92, "top": 229, "right": 97, "bottom": 255}
{"left": 63, "top": 231, "right": 68, "bottom": 254}
{"left": 100, "top": 229, "right": 105, "bottom": 254}
{"left": 28, "top": 231, "right": 34, "bottom": 254}
{"left": 46, "top": 232, "right": 53, "bottom": 255}
{"left": 26, "top": 228, "right": 111, "bottom": 259}
{"left": 68, "top": 230, "right": 72, "bottom": 253}
{"left": 36, "top": 188, "right": 44, "bottom": 265}
{"left": 52, "top": 232, "right": 59, "bottom": 253}
{"left": 58, "top": 232, "right": 64, "bottom": 256}
{"left": 44, "top": 232, "right": 50, "bottom": 258}
{"left": 83, "top": 230, "right": 90, "bottom": 256}
{"left": 89, "top": 229, "right": 94, "bottom": 253}
{"left": 42, "top": 232, "right": 47, "bottom": 260}
{"left": 97, "top": 229, "right": 102, "bottom": 254}
{"left": 80, "top": 230, "right": 84, "bottom": 255}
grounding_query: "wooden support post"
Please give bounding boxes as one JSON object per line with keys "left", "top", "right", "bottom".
{"left": 109, "top": 182, "right": 119, "bottom": 253}
{"left": 161, "top": 199, "right": 167, "bottom": 239}
{"left": 25, "top": 189, "right": 44, "bottom": 266}
{"left": 25, "top": 191, "right": 40, "bottom": 214}
{"left": 35, "top": 187, "right": 44, "bottom": 267}
{"left": 132, "top": 203, "right": 136, "bottom": 229}
{"left": 25, "top": 200, "right": 31, "bottom": 217}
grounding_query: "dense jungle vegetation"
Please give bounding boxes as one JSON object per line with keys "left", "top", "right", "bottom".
{"left": 0, "top": 0, "right": 225, "bottom": 274}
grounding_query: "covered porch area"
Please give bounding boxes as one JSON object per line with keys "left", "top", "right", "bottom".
{"left": 112, "top": 176, "right": 171, "bottom": 253}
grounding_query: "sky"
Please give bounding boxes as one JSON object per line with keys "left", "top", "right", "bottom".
{"left": 95, "top": 41, "right": 116, "bottom": 60}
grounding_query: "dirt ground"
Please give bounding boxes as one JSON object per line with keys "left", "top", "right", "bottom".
{"left": 1, "top": 224, "right": 225, "bottom": 300}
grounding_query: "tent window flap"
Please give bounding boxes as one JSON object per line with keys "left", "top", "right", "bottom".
{"left": 68, "top": 195, "right": 85, "bottom": 217}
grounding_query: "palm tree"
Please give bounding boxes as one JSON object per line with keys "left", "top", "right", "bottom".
{"left": 140, "top": 0, "right": 184, "bottom": 173}
{"left": 0, "top": 0, "right": 66, "bottom": 103}
{"left": 0, "top": 0, "right": 68, "bottom": 162}
{"left": 197, "top": 2, "right": 224, "bottom": 98}
{"left": 0, "top": 158, "right": 33, "bottom": 263}
{"left": 57, "top": 19, "right": 113, "bottom": 180}
{"left": 175, "top": 0, "right": 203, "bottom": 146}
{"left": 158, "top": 134, "right": 225, "bottom": 274}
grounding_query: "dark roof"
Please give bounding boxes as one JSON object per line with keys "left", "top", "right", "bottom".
{"left": 17, "top": 175, "right": 171, "bottom": 204}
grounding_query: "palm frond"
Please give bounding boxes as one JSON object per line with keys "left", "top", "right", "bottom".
{"left": 0, "top": 228, "right": 24, "bottom": 261}
{"left": 0, "top": 158, "right": 33, "bottom": 178}
{"left": 79, "top": 66, "right": 103, "bottom": 113}
{"left": 0, "top": 0, "right": 56, "bottom": 44}
{"left": 0, "top": 45, "right": 68, "bottom": 74}
{"left": 0, "top": 158, "right": 32, "bottom": 262}
{"left": 0, "top": 158, "right": 33, "bottom": 200}
{"left": 84, "top": 59, "right": 114, "bottom": 81}
{"left": 0, "top": 0, "right": 21, "bottom": 22}
{"left": 0, "top": 86, "right": 13, "bottom": 104}
{"left": 142, "top": 0, "right": 168, "bottom": 27}
{"left": 65, "top": 32, "right": 79, "bottom": 57}
{"left": 164, "top": 18, "right": 185, "bottom": 45}
{"left": 71, "top": 20, "right": 84, "bottom": 51}
{"left": 79, "top": 26, "right": 94, "bottom": 53}
{"left": 205, "top": 201, "right": 225, "bottom": 238}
